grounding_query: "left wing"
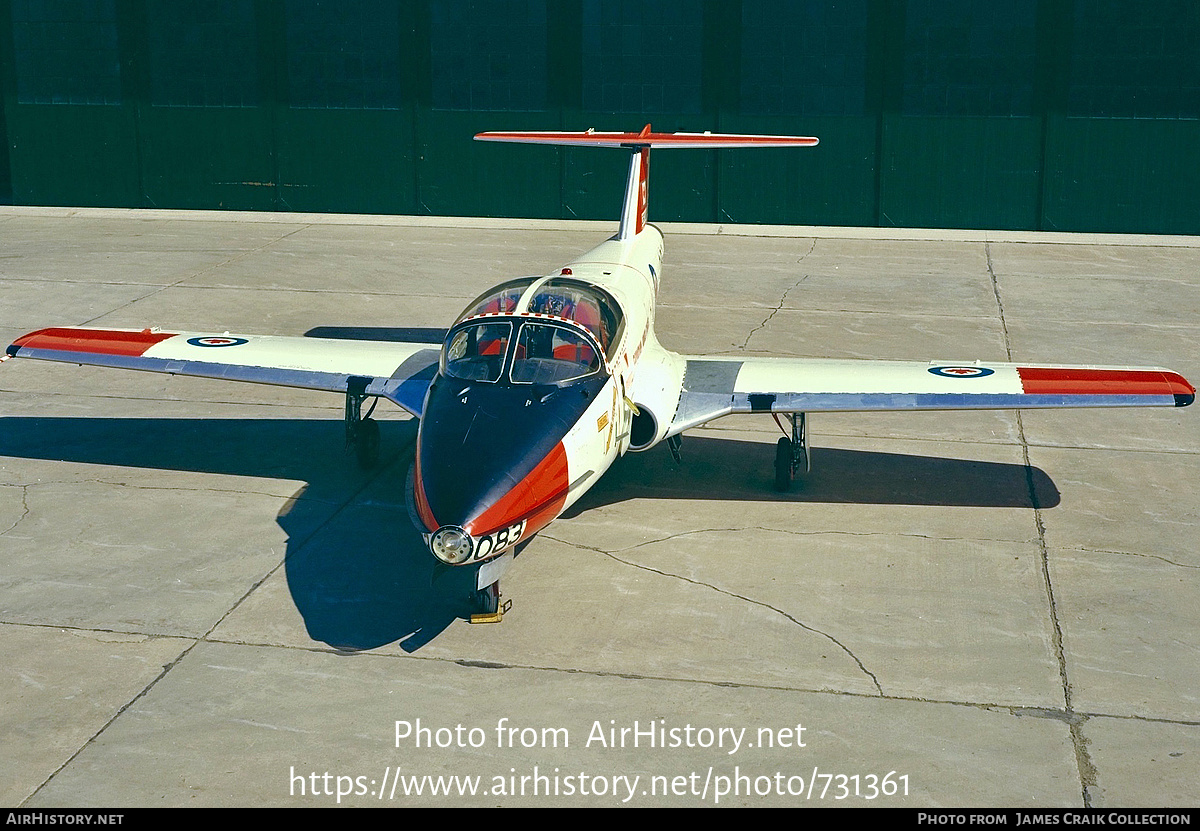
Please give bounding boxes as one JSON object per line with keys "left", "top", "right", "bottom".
{"left": 5, "top": 326, "right": 440, "bottom": 416}
{"left": 670, "top": 356, "right": 1194, "bottom": 434}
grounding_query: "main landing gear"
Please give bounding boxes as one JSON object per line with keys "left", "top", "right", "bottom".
{"left": 667, "top": 434, "right": 682, "bottom": 462}
{"left": 773, "top": 412, "right": 810, "bottom": 492}
{"left": 345, "top": 376, "right": 380, "bottom": 468}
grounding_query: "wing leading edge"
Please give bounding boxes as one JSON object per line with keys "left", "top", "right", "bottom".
{"left": 6, "top": 327, "right": 440, "bottom": 416}
{"left": 670, "top": 356, "right": 1194, "bottom": 435}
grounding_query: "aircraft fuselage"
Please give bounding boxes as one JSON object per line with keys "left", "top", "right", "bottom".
{"left": 411, "top": 227, "right": 675, "bottom": 588}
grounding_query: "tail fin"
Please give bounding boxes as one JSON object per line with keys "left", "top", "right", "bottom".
{"left": 474, "top": 125, "right": 818, "bottom": 240}
{"left": 620, "top": 142, "right": 650, "bottom": 240}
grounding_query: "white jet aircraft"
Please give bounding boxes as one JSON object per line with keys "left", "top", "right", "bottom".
{"left": 6, "top": 126, "right": 1193, "bottom": 621}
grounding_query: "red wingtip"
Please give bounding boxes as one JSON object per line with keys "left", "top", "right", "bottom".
{"left": 11, "top": 327, "right": 176, "bottom": 357}
{"left": 1018, "top": 367, "right": 1195, "bottom": 400}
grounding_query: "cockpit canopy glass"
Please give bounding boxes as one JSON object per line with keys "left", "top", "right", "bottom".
{"left": 442, "top": 319, "right": 603, "bottom": 386}
{"left": 454, "top": 276, "right": 625, "bottom": 362}
{"left": 443, "top": 321, "right": 512, "bottom": 382}
{"left": 457, "top": 279, "right": 534, "bottom": 323}
{"left": 512, "top": 322, "right": 601, "bottom": 384}
{"left": 527, "top": 279, "right": 623, "bottom": 356}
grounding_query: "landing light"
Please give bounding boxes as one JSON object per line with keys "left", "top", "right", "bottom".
{"left": 430, "top": 525, "right": 474, "bottom": 564}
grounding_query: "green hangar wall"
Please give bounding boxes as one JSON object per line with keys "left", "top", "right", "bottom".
{"left": 1, "top": 0, "right": 1197, "bottom": 234}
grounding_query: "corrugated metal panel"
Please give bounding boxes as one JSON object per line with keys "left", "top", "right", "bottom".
{"left": 8, "top": 104, "right": 141, "bottom": 207}
{"left": 880, "top": 116, "right": 1043, "bottom": 230}
{"left": 1, "top": 0, "right": 1196, "bottom": 234}
{"left": 1042, "top": 118, "right": 1200, "bottom": 234}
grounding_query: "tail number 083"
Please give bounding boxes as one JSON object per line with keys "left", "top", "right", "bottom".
{"left": 475, "top": 521, "right": 526, "bottom": 560}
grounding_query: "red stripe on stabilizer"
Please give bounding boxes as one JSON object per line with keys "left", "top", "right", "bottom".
{"left": 12, "top": 327, "right": 176, "bottom": 357}
{"left": 1018, "top": 367, "right": 1194, "bottom": 397}
{"left": 467, "top": 442, "right": 570, "bottom": 540}
{"left": 475, "top": 130, "right": 819, "bottom": 148}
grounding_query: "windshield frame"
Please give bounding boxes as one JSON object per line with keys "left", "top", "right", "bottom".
{"left": 440, "top": 315, "right": 608, "bottom": 387}
{"left": 440, "top": 319, "right": 514, "bottom": 383}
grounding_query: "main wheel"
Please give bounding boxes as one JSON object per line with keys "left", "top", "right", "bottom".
{"left": 774, "top": 436, "right": 793, "bottom": 492}
{"left": 355, "top": 417, "right": 381, "bottom": 468}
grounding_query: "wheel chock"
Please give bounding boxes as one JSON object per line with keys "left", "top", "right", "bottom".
{"left": 469, "top": 598, "right": 511, "bottom": 625}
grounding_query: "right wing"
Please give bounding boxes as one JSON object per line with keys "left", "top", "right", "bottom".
{"left": 670, "top": 355, "right": 1195, "bottom": 435}
{"left": 5, "top": 327, "right": 441, "bottom": 416}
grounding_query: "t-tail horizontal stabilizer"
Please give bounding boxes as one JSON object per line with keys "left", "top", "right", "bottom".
{"left": 474, "top": 125, "right": 819, "bottom": 241}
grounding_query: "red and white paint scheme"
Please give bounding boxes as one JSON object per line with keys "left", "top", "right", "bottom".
{"left": 6, "top": 126, "right": 1193, "bottom": 621}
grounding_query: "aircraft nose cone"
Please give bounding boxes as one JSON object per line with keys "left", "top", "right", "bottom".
{"left": 413, "top": 380, "right": 575, "bottom": 543}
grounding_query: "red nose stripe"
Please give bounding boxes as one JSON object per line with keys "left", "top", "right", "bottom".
{"left": 412, "top": 444, "right": 439, "bottom": 532}
{"left": 12, "top": 327, "right": 177, "bottom": 357}
{"left": 1018, "top": 367, "right": 1193, "bottom": 397}
{"left": 467, "top": 442, "right": 569, "bottom": 539}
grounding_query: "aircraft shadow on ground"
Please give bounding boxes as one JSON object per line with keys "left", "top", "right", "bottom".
{"left": 568, "top": 434, "right": 1060, "bottom": 516}
{"left": 1, "top": 417, "right": 1058, "bottom": 650}
{"left": 0, "top": 416, "right": 460, "bottom": 652}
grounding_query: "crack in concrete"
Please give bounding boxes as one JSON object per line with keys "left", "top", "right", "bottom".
{"left": 987, "top": 242, "right": 1097, "bottom": 807}
{"left": 195, "top": 451, "right": 409, "bottom": 641}
{"left": 610, "top": 550, "right": 885, "bottom": 695}
{"left": 746, "top": 525, "right": 1037, "bottom": 547}
{"left": 0, "top": 484, "right": 31, "bottom": 536}
{"left": 1010, "top": 706, "right": 1086, "bottom": 725}
{"left": 21, "top": 635, "right": 201, "bottom": 808}
{"left": 662, "top": 301, "right": 1003, "bottom": 323}
{"left": 547, "top": 526, "right": 1038, "bottom": 554}
{"left": 1022, "top": 317, "right": 1200, "bottom": 331}
{"left": 4, "top": 478, "right": 308, "bottom": 504}
{"left": 1056, "top": 545, "right": 1200, "bottom": 570}
{"left": 738, "top": 239, "right": 817, "bottom": 351}
{"left": 1025, "top": 441, "right": 1200, "bottom": 456}
{"left": 543, "top": 529, "right": 884, "bottom": 696}
{"left": 9, "top": 617, "right": 1200, "bottom": 741}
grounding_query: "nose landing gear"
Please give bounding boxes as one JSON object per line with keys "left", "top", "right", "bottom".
{"left": 773, "top": 412, "right": 810, "bottom": 492}
{"left": 470, "top": 582, "right": 510, "bottom": 624}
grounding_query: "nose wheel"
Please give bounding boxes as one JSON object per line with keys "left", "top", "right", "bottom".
{"left": 470, "top": 582, "right": 509, "bottom": 624}
{"left": 773, "top": 412, "right": 810, "bottom": 492}
{"left": 345, "top": 376, "right": 380, "bottom": 468}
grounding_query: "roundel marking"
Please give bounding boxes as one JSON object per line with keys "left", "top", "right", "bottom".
{"left": 929, "top": 365, "right": 995, "bottom": 378}
{"left": 187, "top": 336, "right": 249, "bottom": 348}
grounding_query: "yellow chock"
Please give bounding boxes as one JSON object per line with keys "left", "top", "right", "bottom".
{"left": 469, "top": 598, "right": 510, "bottom": 624}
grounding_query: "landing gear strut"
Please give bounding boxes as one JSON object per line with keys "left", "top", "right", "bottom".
{"left": 773, "top": 412, "right": 810, "bottom": 492}
{"left": 667, "top": 434, "right": 682, "bottom": 462}
{"left": 345, "top": 376, "right": 380, "bottom": 468}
